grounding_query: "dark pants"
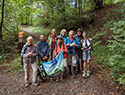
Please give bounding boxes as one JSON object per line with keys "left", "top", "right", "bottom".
{"left": 50, "top": 48, "right": 55, "bottom": 60}
{"left": 77, "top": 49, "right": 83, "bottom": 71}
{"left": 38, "top": 55, "right": 47, "bottom": 66}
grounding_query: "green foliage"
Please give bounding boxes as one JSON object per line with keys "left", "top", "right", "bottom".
{"left": 108, "top": 19, "right": 125, "bottom": 84}
{"left": 26, "top": 26, "right": 51, "bottom": 36}
{"left": 8, "top": 55, "right": 22, "bottom": 73}
{"left": 92, "top": 4, "right": 125, "bottom": 85}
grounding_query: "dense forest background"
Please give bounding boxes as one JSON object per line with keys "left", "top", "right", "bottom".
{"left": 0, "top": 0, "right": 125, "bottom": 86}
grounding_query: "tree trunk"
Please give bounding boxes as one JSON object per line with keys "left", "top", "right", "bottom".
{"left": 75, "top": 0, "right": 77, "bottom": 13}
{"left": 78, "top": 0, "right": 82, "bottom": 28}
{"left": 78, "top": 0, "right": 82, "bottom": 15}
{"left": 0, "top": 0, "right": 5, "bottom": 41}
{"left": 94, "top": 0, "right": 103, "bottom": 10}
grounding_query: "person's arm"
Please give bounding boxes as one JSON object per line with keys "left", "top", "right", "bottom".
{"left": 36, "top": 42, "right": 44, "bottom": 58}
{"left": 65, "top": 39, "right": 70, "bottom": 47}
{"left": 63, "top": 44, "right": 68, "bottom": 53}
{"left": 73, "top": 40, "right": 80, "bottom": 48}
{"left": 45, "top": 43, "right": 50, "bottom": 58}
{"left": 80, "top": 40, "right": 84, "bottom": 50}
{"left": 55, "top": 45, "right": 57, "bottom": 57}
{"left": 48, "top": 35, "right": 51, "bottom": 44}
{"left": 32, "top": 46, "right": 37, "bottom": 57}
{"left": 21, "top": 44, "right": 28, "bottom": 58}
{"left": 77, "top": 40, "right": 80, "bottom": 48}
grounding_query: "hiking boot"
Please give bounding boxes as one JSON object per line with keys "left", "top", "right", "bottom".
{"left": 82, "top": 71, "right": 86, "bottom": 77}
{"left": 72, "top": 66, "right": 76, "bottom": 78}
{"left": 87, "top": 70, "right": 90, "bottom": 77}
{"left": 77, "top": 64, "right": 80, "bottom": 72}
{"left": 32, "top": 82, "right": 39, "bottom": 87}
{"left": 25, "top": 83, "right": 29, "bottom": 88}
{"left": 68, "top": 65, "right": 72, "bottom": 75}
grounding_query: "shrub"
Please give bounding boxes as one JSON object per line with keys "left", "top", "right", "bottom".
{"left": 108, "top": 19, "right": 125, "bottom": 85}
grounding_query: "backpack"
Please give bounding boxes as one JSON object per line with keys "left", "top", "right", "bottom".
{"left": 87, "top": 38, "right": 94, "bottom": 51}
{"left": 56, "top": 43, "right": 65, "bottom": 50}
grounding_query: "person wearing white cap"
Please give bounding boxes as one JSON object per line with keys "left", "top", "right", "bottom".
{"left": 21, "top": 36, "right": 38, "bottom": 87}
{"left": 60, "top": 29, "right": 68, "bottom": 42}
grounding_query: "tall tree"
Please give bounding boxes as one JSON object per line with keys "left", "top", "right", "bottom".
{"left": 0, "top": 0, "right": 5, "bottom": 40}
{"left": 78, "top": 0, "right": 82, "bottom": 15}
{"left": 75, "top": 0, "right": 77, "bottom": 13}
{"left": 94, "top": 0, "right": 103, "bottom": 10}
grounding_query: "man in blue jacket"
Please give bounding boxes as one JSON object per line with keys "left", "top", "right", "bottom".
{"left": 37, "top": 34, "right": 50, "bottom": 64}
{"left": 74, "top": 28, "right": 83, "bottom": 72}
{"left": 65, "top": 30, "right": 80, "bottom": 78}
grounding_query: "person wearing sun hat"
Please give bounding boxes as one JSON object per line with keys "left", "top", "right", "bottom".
{"left": 55, "top": 35, "right": 68, "bottom": 81}
{"left": 60, "top": 29, "right": 68, "bottom": 42}
{"left": 21, "top": 36, "right": 39, "bottom": 87}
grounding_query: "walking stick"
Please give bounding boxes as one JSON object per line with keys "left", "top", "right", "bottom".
{"left": 28, "top": 56, "right": 31, "bottom": 88}
{"left": 28, "top": 47, "right": 32, "bottom": 88}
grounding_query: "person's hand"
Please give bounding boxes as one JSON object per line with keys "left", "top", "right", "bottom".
{"left": 89, "top": 38, "right": 92, "bottom": 41}
{"left": 28, "top": 52, "right": 32, "bottom": 56}
{"left": 44, "top": 56, "right": 47, "bottom": 59}
{"left": 43, "top": 56, "right": 47, "bottom": 60}
{"left": 73, "top": 43, "right": 78, "bottom": 47}
{"left": 88, "top": 47, "right": 91, "bottom": 50}
{"left": 67, "top": 44, "right": 70, "bottom": 47}
{"left": 70, "top": 43, "right": 74, "bottom": 47}
{"left": 81, "top": 48, "right": 84, "bottom": 50}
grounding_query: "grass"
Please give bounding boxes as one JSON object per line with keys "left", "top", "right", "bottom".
{"left": 26, "top": 26, "right": 51, "bottom": 36}
{"left": 8, "top": 55, "right": 23, "bottom": 74}
{"left": 7, "top": 54, "right": 40, "bottom": 74}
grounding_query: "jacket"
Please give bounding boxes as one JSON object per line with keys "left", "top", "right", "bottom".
{"left": 37, "top": 40, "right": 50, "bottom": 59}
{"left": 55, "top": 43, "right": 68, "bottom": 58}
{"left": 60, "top": 34, "right": 68, "bottom": 43}
{"left": 48, "top": 34, "right": 57, "bottom": 48}
{"left": 80, "top": 38, "right": 92, "bottom": 51}
{"left": 74, "top": 34, "right": 83, "bottom": 44}
{"left": 21, "top": 42, "right": 37, "bottom": 63}
{"left": 65, "top": 37, "right": 80, "bottom": 54}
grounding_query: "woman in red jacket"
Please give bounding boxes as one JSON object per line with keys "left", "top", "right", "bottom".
{"left": 55, "top": 36, "right": 68, "bottom": 81}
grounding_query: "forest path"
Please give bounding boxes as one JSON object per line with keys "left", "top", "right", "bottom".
{"left": 21, "top": 26, "right": 40, "bottom": 42}
{"left": 0, "top": 27, "right": 124, "bottom": 95}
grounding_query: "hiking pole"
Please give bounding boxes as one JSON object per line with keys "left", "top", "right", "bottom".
{"left": 28, "top": 56, "right": 31, "bottom": 88}
{"left": 28, "top": 46, "right": 32, "bottom": 88}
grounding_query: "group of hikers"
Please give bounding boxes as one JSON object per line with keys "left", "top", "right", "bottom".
{"left": 21, "top": 28, "right": 93, "bottom": 87}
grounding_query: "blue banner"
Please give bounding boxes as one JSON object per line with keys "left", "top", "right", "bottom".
{"left": 42, "top": 50, "right": 64, "bottom": 76}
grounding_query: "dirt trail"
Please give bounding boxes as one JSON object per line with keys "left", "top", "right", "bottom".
{"left": 21, "top": 26, "right": 40, "bottom": 41}
{"left": 0, "top": 27, "right": 124, "bottom": 95}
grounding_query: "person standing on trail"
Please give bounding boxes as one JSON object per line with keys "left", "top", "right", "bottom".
{"left": 65, "top": 30, "right": 80, "bottom": 78}
{"left": 81, "top": 32, "right": 92, "bottom": 77}
{"left": 74, "top": 28, "right": 83, "bottom": 72}
{"left": 60, "top": 29, "right": 68, "bottom": 42}
{"left": 21, "top": 36, "right": 38, "bottom": 87}
{"left": 48, "top": 29, "right": 57, "bottom": 60}
{"left": 37, "top": 34, "right": 50, "bottom": 64}
{"left": 55, "top": 36, "right": 68, "bottom": 81}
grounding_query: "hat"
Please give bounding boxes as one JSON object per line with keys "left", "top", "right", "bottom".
{"left": 83, "top": 32, "right": 87, "bottom": 35}
{"left": 56, "top": 36, "right": 63, "bottom": 40}
{"left": 77, "top": 28, "right": 82, "bottom": 32}
{"left": 61, "top": 29, "right": 67, "bottom": 34}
